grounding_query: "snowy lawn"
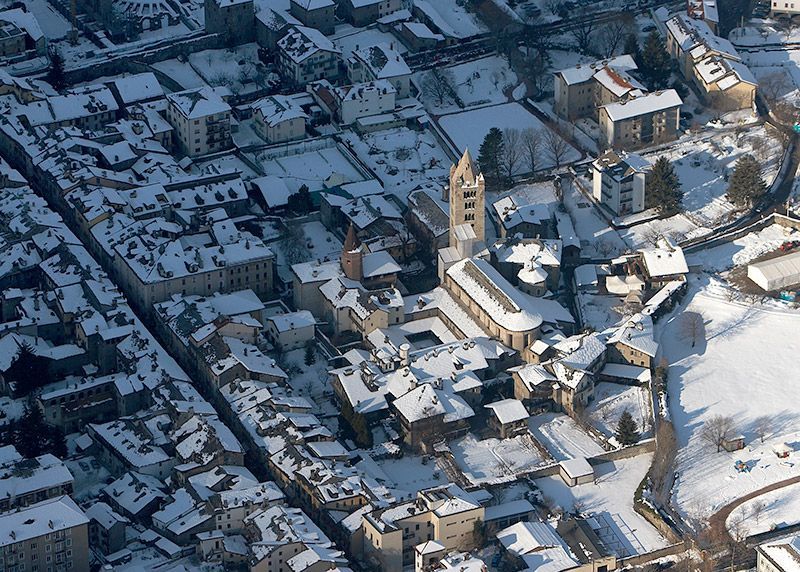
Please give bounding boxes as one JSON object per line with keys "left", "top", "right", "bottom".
{"left": 451, "top": 432, "right": 550, "bottom": 485}
{"left": 688, "top": 223, "right": 800, "bottom": 273}
{"left": 528, "top": 412, "right": 605, "bottom": 462}
{"left": 662, "top": 280, "right": 800, "bottom": 524}
{"left": 358, "top": 454, "right": 448, "bottom": 500}
{"left": 417, "top": 55, "right": 519, "bottom": 113}
{"left": 273, "top": 220, "right": 343, "bottom": 284}
{"left": 577, "top": 292, "right": 626, "bottom": 332}
{"left": 152, "top": 59, "right": 210, "bottom": 90}
{"left": 535, "top": 455, "right": 671, "bottom": 555}
{"left": 726, "top": 481, "right": 800, "bottom": 535}
{"left": 438, "top": 103, "right": 580, "bottom": 172}
{"left": 341, "top": 128, "right": 451, "bottom": 199}
{"left": 283, "top": 347, "right": 340, "bottom": 423}
{"left": 188, "top": 44, "right": 262, "bottom": 95}
{"left": 586, "top": 383, "right": 653, "bottom": 440}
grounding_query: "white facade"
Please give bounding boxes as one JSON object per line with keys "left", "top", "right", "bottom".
{"left": 591, "top": 151, "right": 650, "bottom": 215}
{"left": 165, "top": 87, "right": 232, "bottom": 157}
{"left": 332, "top": 80, "right": 396, "bottom": 125}
{"left": 265, "top": 310, "right": 316, "bottom": 350}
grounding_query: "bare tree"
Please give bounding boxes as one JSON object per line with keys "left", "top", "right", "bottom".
{"left": 501, "top": 128, "right": 523, "bottom": 180}
{"left": 544, "top": 129, "right": 570, "bottom": 169}
{"left": 728, "top": 514, "right": 748, "bottom": 571}
{"left": 422, "top": 68, "right": 455, "bottom": 107}
{"left": 521, "top": 127, "right": 543, "bottom": 174}
{"left": 599, "top": 19, "right": 629, "bottom": 58}
{"left": 754, "top": 415, "right": 772, "bottom": 443}
{"left": 280, "top": 222, "right": 311, "bottom": 264}
{"left": 680, "top": 311, "right": 704, "bottom": 348}
{"left": 760, "top": 71, "right": 790, "bottom": 105}
{"left": 641, "top": 227, "right": 662, "bottom": 247}
{"left": 571, "top": 19, "right": 595, "bottom": 55}
{"left": 544, "top": 0, "right": 561, "bottom": 13}
{"left": 700, "top": 415, "right": 735, "bottom": 453}
{"left": 751, "top": 500, "right": 767, "bottom": 524}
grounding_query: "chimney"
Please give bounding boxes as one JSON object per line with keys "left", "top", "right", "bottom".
{"left": 399, "top": 343, "right": 411, "bottom": 368}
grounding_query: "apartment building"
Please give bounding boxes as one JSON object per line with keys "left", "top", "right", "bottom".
{"left": 347, "top": 43, "right": 412, "bottom": 98}
{"left": 165, "top": 87, "right": 232, "bottom": 157}
{"left": 591, "top": 150, "right": 651, "bottom": 215}
{"left": 331, "top": 80, "right": 397, "bottom": 125}
{"left": 362, "top": 484, "right": 484, "bottom": 572}
{"left": 252, "top": 95, "right": 308, "bottom": 144}
{"left": 553, "top": 55, "right": 641, "bottom": 121}
{"left": 665, "top": 14, "right": 757, "bottom": 111}
{"left": 277, "top": 26, "right": 342, "bottom": 87}
{"left": 0, "top": 496, "right": 90, "bottom": 572}
{"left": 0, "top": 8, "right": 46, "bottom": 58}
{"left": 598, "top": 90, "right": 682, "bottom": 150}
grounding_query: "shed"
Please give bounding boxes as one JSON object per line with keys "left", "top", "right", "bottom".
{"left": 485, "top": 399, "right": 530, "bottom": 438}
{"left": 774, "top": 443, "right": 792, "bottom": 459}
{"left": 559, "top": 458, "right": 594, "bottom": 487}
{"left": 722, "top": 435, "right": 745, "bottom": 452}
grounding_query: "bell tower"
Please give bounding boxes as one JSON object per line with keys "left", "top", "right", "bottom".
{"left": 449, "top": 148, "right": 485, "bottom": 248}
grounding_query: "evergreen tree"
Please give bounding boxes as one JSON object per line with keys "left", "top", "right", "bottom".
{"left": 624, "top": 33, "right": 641, "bottom": 65}
{"left": 478, "top": 127, "right": 505, "bottom": 185}
{"left": 46, "top": 46, "right": 66, "bottom": 92}
{"left": 727, "top": 154, "right": 766, "bottom": 207}
{"left": 647, "top": 156, "right": 683, "bottom": 215}
{"left": 304, "top": 342, "right": 316, "bottom": 366}
{"left": 6, "top": 342, "right": 51, "bottom": 397}
{"left": 640, "top": 31, "right": 671, "bottom": 89}
{"left": 287, "top": 184, "right": 313, "bottom": 215}
{"left": 616, "top": 410, "right": 640, "bottom": 446}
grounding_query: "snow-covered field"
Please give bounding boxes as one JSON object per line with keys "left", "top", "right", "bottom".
{"left": 341, "top": 128, "right": 451, "bottom": 199}
{"left": 358, "top": 454, "right": 449, "bottom": 500}
{"left": 187, "top": 44, "right": 262, "bottom": 95}
{"left": 586, "top": 383, "right": 653, "bottom": 440}
{"left": 577, "top": 293, "right": 626, "bottom": 332}
{"left": 535, "top": 455, "right": 670, "bottom": 555}
{"left": 662, "top": 281, "right": 800, "bottom": 523}
{"left": 726, "top": 482, "right": 800, "bottom": 535}
{"left": 528, "top": 413, "right": 605, "bottom": 461}
{"left": 451, "top": 433, "right": 549, "bottom": 484}
{"left": 418, "top": 55, "right": 519, "bottom": 114}
{"left": 688, "top": 223, "right": 800, "bottom": 273}
{"left": 152, "top": 59, "right": 209, "bottom": 90}
{"left": 438, "top": 103, "right": 580, "bottom": 172}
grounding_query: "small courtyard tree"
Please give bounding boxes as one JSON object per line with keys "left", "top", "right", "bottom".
{"left": 727, "top": 154, "right": 766, "bottom": 208}
{"left": 615, "top": 410, "right": 640, "bottom": 445}
{"left": 647, "top": 156, "right": 683, "bottom": 215}
{"left": 700, "top": 414, "right": 735, "bottom": 453}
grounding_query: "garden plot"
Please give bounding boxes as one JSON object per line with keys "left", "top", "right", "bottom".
{"left": 283, "top": 346, "right": 340, "bottom": 423}
{"left": 576, "top": 293, "right": 626, "bottom": 332}
{"left": 341, "top": 128, "right": 451, "bottom": 199}
{"left": 619, "top": 126, "right": 784, "bottom": 249}
{"left": 726, "top": 482, "right": 800, "bottom": 536}
{"left": 535, "top": 455, "right": 671, "bottom": 555}
{"left": 357, "top": 454, "right": 449, "bottom": 499}
{"left": 273, "top": 221, "right": 342, "bottom": 285}
{"left": 528, "top": 413, "right": 605, "bottom": 462}
{"left": 418, "top": 55, "right": 519, "bottom": 114}
{"left": 451, "top": 432, "right": 550, "bottom": 485}
{"left": 586, "top": 383, "right": 653, "bottom": 441}
{"left": 438, "top": 103, "right": 580, "bottom": 172}
{"left": 661, "top": 281, "right": 800, "bottom": 524}
{"left": 188, "top": 44, "right": 264, "bottom": 95}
{"left": 251, "top": 146, "right": 366, "bottom": 194}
